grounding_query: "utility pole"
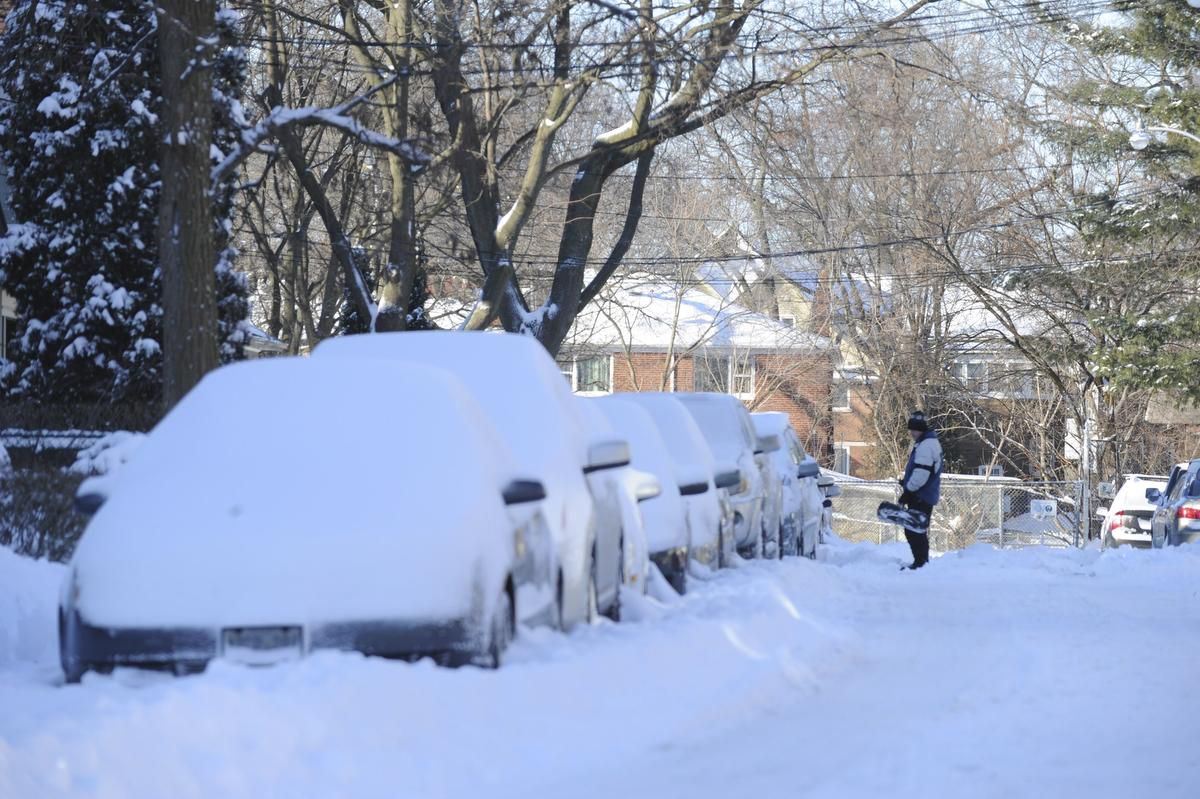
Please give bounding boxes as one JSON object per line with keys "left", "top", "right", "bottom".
{"left": 157, "top": 0, "right": 219, "bottom": 410}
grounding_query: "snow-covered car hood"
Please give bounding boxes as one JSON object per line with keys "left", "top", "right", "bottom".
{"left": 69, "top": 358, "right": 516, "bottom": 629}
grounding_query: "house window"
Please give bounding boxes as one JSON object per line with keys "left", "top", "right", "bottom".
{"left": 779, "top": 315, "right": 796, "bottom": 328}
{"left": 576, "top": 356, "right": 611, "bottom": 393}
{"left": 556, "top": 354, "right": 612, "bottom": 394}
{"left": 832, "top": 383, "right": 850, "bottom": 411}
{"left": 977, "top": 464, "right": 1004, "bottom": 477}
{"left": 694, "top": 352, "right": 754, "bottom": 397}
{"left": 956, "top": 361, "right": 988, "bottom": 393}
{"left": 833, "top": 445, "right": 851, "bottom": 475}
{"left": 731, "top": 356, "right": 754, "bottom": 396}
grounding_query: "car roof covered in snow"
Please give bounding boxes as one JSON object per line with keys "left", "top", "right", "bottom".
{"left": 750, "top": 411, "right": 792, "bottom": 437}
{"left": 617, "top": 393, "right": 717, "bottom": 475}
{"left": 315, "top": 331, "right": 596, "bottom": 464}
{"left": 671, "top": 392, "right": 756, "bottom": 462}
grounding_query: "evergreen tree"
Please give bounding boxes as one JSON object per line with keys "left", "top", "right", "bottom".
{"left": 1047, "top": 0, "right": 1200, "bottom": 401}
{"left": 0, "top": 1, "right": 248, "bottom": 405}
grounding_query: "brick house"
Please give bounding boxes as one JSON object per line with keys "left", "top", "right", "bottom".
{"left": 558, "top": 273, "right": 839, "bottom": 459}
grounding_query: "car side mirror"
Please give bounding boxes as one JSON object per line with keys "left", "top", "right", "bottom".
{"left": 796, "top": 461, "right": 820, "bottom": 479}
{"left": 755, "top": 433, "right": 781, "bottom": 455}
{"left": 634, "top": 472, "right": 661, "bottom": 502}
{"left": 714, "top": 469, "right": 741, "bottom": 490}
{"left": 502, "top": 479, "right": 547, "bottom": 505}
{"left": 584, "top": 440, "right": 630, "bottom": 473}
{"left": 825, "top": 485, "right": 842, "bottom": 498}
{"left": 74, "top": 490, "right": 106, "bottom": 517}
{"left": 679, "top": 481, "right": 709, "bottom": 496}
{"left": 1145, "top": 487, "right": 1162, "bottom": 504}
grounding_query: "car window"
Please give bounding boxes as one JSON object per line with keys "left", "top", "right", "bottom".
{"left": 1187, "top": 465, "right": 1200, "bottom": 499}
{"left": 787, "top": 432, "right": 805, "bottom": 465}
{"left": 1165, "top": 467, "right": 1185, "bottom": 502}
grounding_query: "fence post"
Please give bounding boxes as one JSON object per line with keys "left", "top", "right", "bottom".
{"left": 998, "top": 485, "right": 1004, "bottom": 549}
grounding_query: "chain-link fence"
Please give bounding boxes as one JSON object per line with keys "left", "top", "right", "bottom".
{"left": 829, "top": 478, "right": 1086, "bottom": 552}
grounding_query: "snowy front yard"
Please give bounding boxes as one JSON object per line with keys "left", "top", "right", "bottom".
{"left": 2, "top": 540, "right": 1198, "bottom": 798}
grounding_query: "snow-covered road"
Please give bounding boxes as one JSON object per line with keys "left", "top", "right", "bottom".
{"left": 2, "top": 540, "right": 1198, "bottom": 798}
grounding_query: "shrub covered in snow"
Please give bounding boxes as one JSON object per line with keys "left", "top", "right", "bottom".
{"left": 0, "top": 0, "right": 249, "bottom": 404}
{"left": 0, "top": 466, "right": 86, "bottom": 562}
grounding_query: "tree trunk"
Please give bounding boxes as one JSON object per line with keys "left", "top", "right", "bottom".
{"left": 157, "top": 0, "right": 219, "bottom": 410}
{"left": 375, "top": 0, "right": 419, "bottom": 332}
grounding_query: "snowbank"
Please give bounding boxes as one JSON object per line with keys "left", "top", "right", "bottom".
{"left": 0, "top": 547, "right": 64, "bottom": 666}
{"left": 3, "top": 539, "right": 1200, "bottom": 798}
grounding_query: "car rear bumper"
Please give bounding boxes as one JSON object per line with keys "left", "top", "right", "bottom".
{"left": 1173, "top": 530, "right": 1200, "bottom": 546}
{"left": 60, "top": 609, "right": 485, "bottom": 678}
{"left": 1111, "top": 530, "right": 1152, "bottom": 548}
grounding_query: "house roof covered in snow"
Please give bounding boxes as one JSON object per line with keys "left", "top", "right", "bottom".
{"left": 565, "top": 273, "right": 830, "bottom": 354}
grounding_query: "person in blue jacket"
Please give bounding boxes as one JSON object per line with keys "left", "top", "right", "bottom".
{"left": 899, "top": 411, "right": 943, "bottom": 569}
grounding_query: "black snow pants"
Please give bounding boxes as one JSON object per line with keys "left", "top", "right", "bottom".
{"left": 901, "top": 497, "right": 933, "bottom": 569}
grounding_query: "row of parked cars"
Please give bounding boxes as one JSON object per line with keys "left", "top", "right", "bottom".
{"left": 1099, "top": 459, "right": 1200, "bottom": 549}
{"left": 59, "top": 332, "right": 831, "bottom": 681}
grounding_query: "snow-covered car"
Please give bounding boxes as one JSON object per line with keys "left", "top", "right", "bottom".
{"left": 673, "top": 393, "right": 779, "bottom": 558}
{"left": 751, "top": 412, "right": 823, "bottom": 558}
{"left": 619, "top": 393, "right": 737, "bottom": 568}
{"left": 576, "top": 399, "right": 659, "bottom": 602}
{"left": 593, "top": 397, "right": 694, "bottom": 593}
{"left": 1148, "top": 460, "right": 1200, "bottom": 548}
{"left": 314, "top": 331, "right": 628, "bottom": 627}
{"left": 1099, "top": 474, "right": 1168, "bottom": 549}
{"left": 60, "top": 358, "right": 558, "bottom": 681}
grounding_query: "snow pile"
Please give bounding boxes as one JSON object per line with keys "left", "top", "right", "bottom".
{"left": 0, "top": 547, "right": 64, "bottom": 666}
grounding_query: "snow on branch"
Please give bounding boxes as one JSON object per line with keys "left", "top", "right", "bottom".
{"left": 211, "top": 78, "right": 430, "bottom": 186}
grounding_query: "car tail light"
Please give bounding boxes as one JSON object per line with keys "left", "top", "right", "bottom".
{"left": 1108, "top": 513, "right": 1125, "bottom": 531}
{"left": 1177, "top": 506, "right": 1200, "bottom": 521}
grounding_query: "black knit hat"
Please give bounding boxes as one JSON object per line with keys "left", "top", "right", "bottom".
{"left": 907, "top": 411, "right": 929, "bottom": 433}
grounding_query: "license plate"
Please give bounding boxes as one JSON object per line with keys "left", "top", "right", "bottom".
{"left": 222, "top": 626, "right": 303, "bottom": 665}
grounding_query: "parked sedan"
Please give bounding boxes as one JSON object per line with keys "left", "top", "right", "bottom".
{"left": 619, "top": 393, "right": 737, "bottom": 568}
{"left": 594, "top": 398, "right": 691, "bottom": 593}
{"left": 1148, "top": 460, "right": 1200, "bottom": 548}
{"left": 673, "top": 393, "right": 780, "bottom": 558}
{"left": 1100, "top": 474, "right": 1167, "bottom": 549}
{"left": 61, "top": 358, "right": 557, "bottom": 681}
{"left": 315, "top": 332, "right": 629, "bottom": 627}
{"left": 751, "top": 412, "right": 823, "bottom": 558}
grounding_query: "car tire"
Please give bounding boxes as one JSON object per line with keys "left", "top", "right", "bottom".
{"left": 58, "top": 609, "right": 84, "bottom": 685}
{"left": 555, "top": 572, "right": 566, "bottom": 631}
{"left": 604, "top": 538, "right": 624, "bottom": 622}
{"left": 1103, "top": 530, "right": 1115, "bottom": 550}
{"left": 586, "top": 549, "right": 599, "bottom": 624}
{"left": 487, "top": 587, "right": 515, "bottom": 669}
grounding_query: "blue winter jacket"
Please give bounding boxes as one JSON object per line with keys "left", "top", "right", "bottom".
{"left": 902, "top": 430, "right": 943, "bottom": 506}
